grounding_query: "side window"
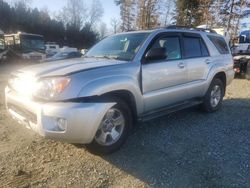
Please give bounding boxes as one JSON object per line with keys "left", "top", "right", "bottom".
{"left": 183, "top": 36, "right": 209, "bottom": 58}
{"left": 200, "top": 39, "right": 209, "bottom": 56}
{"left": 183, "top": 37, "right": 202, "bottom": 58}
{"left": 207, "top": 35, "right": 229, "bottom": 54}
{"left": 149, "top": 36, "right": 181, "bottom": 60}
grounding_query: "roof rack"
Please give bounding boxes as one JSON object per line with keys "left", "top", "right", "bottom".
{"left": 165, "top": 25, "right": 217, "bottom": 34}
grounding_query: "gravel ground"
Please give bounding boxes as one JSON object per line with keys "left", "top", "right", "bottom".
{"left": 0, "top": 62, "right": 249, "bottom": 188}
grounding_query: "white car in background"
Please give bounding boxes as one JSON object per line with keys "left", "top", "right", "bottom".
{"left": 42, "top": 47, "right": 82, "bottom": 62}
{"left": 45, "top": 42, "right": 60, "bottom": 57}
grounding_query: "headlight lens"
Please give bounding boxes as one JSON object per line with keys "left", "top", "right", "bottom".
{"left": 9, "top": 73, "right": 37, "bottom": 96}
{"left": 34, "top": 77, "right": 71, "bottom": 99}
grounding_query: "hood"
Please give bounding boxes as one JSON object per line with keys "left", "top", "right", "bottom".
{"left": 16, "top": 57, "right": 129, "bottom": 77}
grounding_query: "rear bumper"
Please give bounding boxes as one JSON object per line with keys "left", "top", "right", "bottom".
{"left": 5, "top": 87, "right": 115, "bottom": 144}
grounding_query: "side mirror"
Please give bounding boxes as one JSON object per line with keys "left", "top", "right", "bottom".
{"left": 145, "top": 47, "right": 167, "bottom": 61}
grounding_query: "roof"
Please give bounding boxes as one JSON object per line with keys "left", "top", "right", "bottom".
{"left": 115, "top": 25, "right": 220, "bottom": 36}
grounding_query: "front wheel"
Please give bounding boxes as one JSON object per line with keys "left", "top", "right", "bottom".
{"left": 87, "top": 99, "right": 132, "bottom": 155}
{"left": 201, "top": 78, "right": 224, "bottom": 112}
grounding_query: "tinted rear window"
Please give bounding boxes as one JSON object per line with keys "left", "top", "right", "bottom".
{"left": 183, "top": 37, "right": 201, "bottom": 58}
{"left": 208, "top": 35, "right": 229, "bottom": 54}
{"left": 183, "top": 37, "right": 209, "bottom": 58}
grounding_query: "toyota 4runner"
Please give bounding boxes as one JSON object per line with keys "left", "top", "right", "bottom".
{"left": 5, "top": 27, "right": 234, "bottom": 154}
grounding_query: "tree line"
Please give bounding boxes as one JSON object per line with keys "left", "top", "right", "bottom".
{"left": 0, "top": 0, "right": 104, "bottom": 49}
{"left": 116, "top": 0, "right": 250, "bottom": 38}
{"left": 1, "top": 0, "right": 250, "bottom": 48}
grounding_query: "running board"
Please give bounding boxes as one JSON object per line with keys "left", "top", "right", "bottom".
{"left": 138, "top": 100, "right": 202, "bottom": 122}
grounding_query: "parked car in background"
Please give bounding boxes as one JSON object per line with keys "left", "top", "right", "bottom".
{"left": 4, "top": 32, "right": 46, "bottom": 61}
{"left": 5, "top": 27, "right": 234, "bottom": 154}
{"left": 41, "top": 47, "right": 82, "bottom": 62}
{"left": 232, "top": 30, "right": 250, "bottom": 79}
{"left": 45, "top": 42, "right": 60, "bottom": 57}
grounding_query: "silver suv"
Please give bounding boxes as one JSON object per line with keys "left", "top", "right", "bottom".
{"left": 5, "top": 28, "right": 234, "bottom": 154}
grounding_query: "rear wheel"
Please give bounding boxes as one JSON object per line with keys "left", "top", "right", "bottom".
{"left": 87, "top": 99, "right": 132, "bottom": 155}
{"left": 201, "top": 78, "right": 224, "bottom": 112}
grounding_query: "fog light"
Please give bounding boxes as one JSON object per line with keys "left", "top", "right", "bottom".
{"left": 57, "top": 118, "right": 67, "bottom": 131}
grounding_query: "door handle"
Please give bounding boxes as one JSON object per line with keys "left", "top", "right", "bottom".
{"left": 205, "top": 59, "right": 212, "bottom": 64}
{"left": 178, "top": 62, "right": 185, "bottom": 68}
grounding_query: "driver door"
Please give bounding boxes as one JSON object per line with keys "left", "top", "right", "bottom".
{"left": 142, "top": 33, "right": 189, "bottom": 112}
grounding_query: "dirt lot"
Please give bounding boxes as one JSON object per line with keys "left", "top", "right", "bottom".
{"left": 0, "top": 62, "right": 250, "bottom": 188}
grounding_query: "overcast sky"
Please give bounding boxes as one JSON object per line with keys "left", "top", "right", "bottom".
{"left": 10, "top": 0, "right": 121, "bottom": 27}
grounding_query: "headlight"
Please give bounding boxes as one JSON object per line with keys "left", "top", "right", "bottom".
{"left": 9, "top": 73, "right": 37, "bottom": 96}
{"left": 34, "top": 77, "right": 71, "bottom": 99}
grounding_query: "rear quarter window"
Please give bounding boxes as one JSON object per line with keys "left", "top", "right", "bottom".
{"left": 207, "top": 35, "right": 229, "bottom": 54}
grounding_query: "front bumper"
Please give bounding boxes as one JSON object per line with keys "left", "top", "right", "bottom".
{"left": 5, "top": 87, "right": 115, "bottom": 144}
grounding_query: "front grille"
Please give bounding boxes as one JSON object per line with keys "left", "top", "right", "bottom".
{"left": 8, "top": 103, "right": 37, "bottom": 124}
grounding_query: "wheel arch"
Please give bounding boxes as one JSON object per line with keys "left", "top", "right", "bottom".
{"left": 77, "top": 76, "right": 144, "bottom": 117}
{"left": 99, "top": 90, "right": 138, "bottom": 123}
{"left": 213, "top": 71, "right": 226, "bottom": 95}
{"left": 214, "top": 71, "right": 227, "bottom": 95}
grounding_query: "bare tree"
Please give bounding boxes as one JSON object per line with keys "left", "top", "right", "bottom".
{"left": 215, "top": 0, "right": 250, "bottom": 38}
{"left": 137, "top": 0, "right": 161, "bottom": 29}
{"left": 13, "top": 0, "right": 32, "bottom": 9}
{"left": 209, "top": 0, "right": 224, "bottom": 27}
{"left": 58, "top": 0, "right": 87, "bottom": 31}
{"left": 88, "top": 0, "right": 104, "bottom": 29}
{"left": 110, "top": 18, "right": 120, "bottom": 33}
{"left": 197, "top": 0, "right": 214, "bottom": 26}
{"left": 160, "top": 0, "right": 175, "bottom": 26}
{"left": 99, "top": 22, "right": 107, "bottom": 39}
{"left": 115, "top": 0, "right": 136, "bottom": 31}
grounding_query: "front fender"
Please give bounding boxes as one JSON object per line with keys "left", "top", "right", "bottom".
{"left": 77, "top": 75, "right": 144, "bottom": 115}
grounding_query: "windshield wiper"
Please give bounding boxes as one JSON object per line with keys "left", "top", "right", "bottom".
{"left": 84, "top": 55, "right": 113, "bottom": 59}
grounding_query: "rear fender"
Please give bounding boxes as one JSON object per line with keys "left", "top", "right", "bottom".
{"left": 202, "top": 63, "right": 228, "bottom": 96}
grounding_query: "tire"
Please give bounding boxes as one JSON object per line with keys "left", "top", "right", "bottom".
{"left": 201, "top": 78, "right": 224, "bottom": 113}
{"left": 87, "top": 98, "right": 132, "bottom": 155}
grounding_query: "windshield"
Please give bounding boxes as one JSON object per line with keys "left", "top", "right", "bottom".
{"left": 21, "top": 39, "right": 45, "bottom": 52}
{"left": 21, "top": 35, "right": 45, "bottom": 53}
{"left": 86, "top": 32, "right": 149, "bottom": 61}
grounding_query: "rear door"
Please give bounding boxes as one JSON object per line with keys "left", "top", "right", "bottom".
{"left": 181, "top": 33, "right": 211, "bottom": 97}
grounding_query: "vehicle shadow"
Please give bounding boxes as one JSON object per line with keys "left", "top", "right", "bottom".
{"left": 102, "top": 98, "right": 250, "bottom": 187}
